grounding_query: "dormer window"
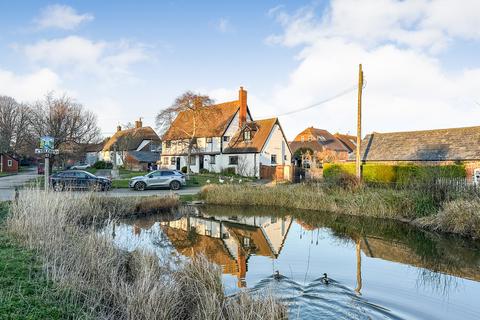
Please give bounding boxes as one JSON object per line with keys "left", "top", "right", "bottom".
{"left": 308, "top": 136, "right": 313, "bottom": 142}
{"left": 243, "top": 130, "right": 251, "bottom": 141}
{"left": 318, "top": 136, "right": 326, "bottom": 142}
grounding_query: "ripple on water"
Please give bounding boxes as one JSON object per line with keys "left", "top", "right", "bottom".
{"left": 248, "top": 275, "right": 404, "bottom": 320}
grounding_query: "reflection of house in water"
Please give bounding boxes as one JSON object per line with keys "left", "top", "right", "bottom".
{"left": 160, "top": 215, "right": 292, "bottom": 287}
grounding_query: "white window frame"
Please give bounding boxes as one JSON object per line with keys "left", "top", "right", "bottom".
{"left": 229, "top": 156, "right": 238, "bottom": 165}
{"left": 210, "top": 155, "right": 216, "bottom": 164}
{"left": 7, "top": 159, "right": 13, "bottom": 167}
{"left": 271, "top": 154, "right": 277, "bottom": 164}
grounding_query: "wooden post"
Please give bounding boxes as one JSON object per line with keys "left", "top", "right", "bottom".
{"left": 356, "top": 64, "right": 364, "bottom": 180}
{"left": 355, "top": 238, "right": 362, "bottom": 295}
{"left": 44, "top": 155, "right": 50, "bottom": 191}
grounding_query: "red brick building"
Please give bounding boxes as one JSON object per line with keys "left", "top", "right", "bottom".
{"left": 0, "top": 153, "right": 19, "bottom": 173}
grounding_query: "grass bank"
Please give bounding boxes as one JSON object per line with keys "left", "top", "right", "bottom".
{"left": 5, "top": 190, "right": 285, "bottom": 319}
{"left": 200, "top": 183, "right": 480, "bottom": 239}
{"left": 0, "top": 202, "right": 91, "bottom": 319}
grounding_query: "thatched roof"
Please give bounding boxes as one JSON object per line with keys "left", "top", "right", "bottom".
{"left": 103, "top": 127, "right": 160, "bottom": 152}
{"left": 359, "top": 126, "right": 480, "bottom": 161}
{"left": 224, "top": 118, "right": 279, "bottom": 153}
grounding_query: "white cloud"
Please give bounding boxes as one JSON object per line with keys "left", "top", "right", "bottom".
{"left": 22, "top": 36, "right": 148, "bottom": 79}
{"left": 0, "top": 68, "right": 61, "bottom": 101}
{"left": 215, "top": 18, "right": 233, "bottom": 33}
{"left": 35, "top": 4, "right": 93, "bottom": 30}
{"left": 264, "top": 1, "right": 480, "bottom": 139}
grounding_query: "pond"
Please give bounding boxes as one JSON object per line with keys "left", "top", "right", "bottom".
{"left": 102, "top": 205, "right": 480, "bottom": 319}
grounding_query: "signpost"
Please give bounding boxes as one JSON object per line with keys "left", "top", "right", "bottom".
{"left": 35, "top": 136, "right": 59, "bottom": 190}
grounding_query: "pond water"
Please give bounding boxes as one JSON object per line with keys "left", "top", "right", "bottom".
{"left": 102, "top": 205, "right": 480, "bottom": 319}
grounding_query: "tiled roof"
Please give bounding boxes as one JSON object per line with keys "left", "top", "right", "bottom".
{"left": 334, "top": 133, "right": 357, "bottom": 153}
{"left": 359, "top": 126, "right": 480, "bottom": 161}
{"left": 102, "top": 127, "right": 160, "bottom": 152}
{"left": 223, "top": 118, "right": 278, "bottom": 153}
{"left": 288, "top": 141, "right": 323, "bottom": 154}
{"left": 291, "top": 127, "right": 349, "bottom": 152}
{"left": 162, "top": 101, "right": 241, "bottom": 140}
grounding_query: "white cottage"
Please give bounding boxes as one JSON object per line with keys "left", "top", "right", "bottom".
{"left": 161, "top": 87, "right": 291, "bottom": 178}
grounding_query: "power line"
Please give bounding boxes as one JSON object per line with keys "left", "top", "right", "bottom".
{"left": 271, "top": 85, "right": 359, "bottom": 118}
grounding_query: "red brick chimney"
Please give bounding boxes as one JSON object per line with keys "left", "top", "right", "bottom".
{"left": 239, "top": 86, "right": 247, "bottom": 127}
{"left": 135, "top": 118, "right": 142, "bottom": 129}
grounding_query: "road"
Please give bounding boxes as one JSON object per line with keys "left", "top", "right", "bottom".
{"left": 0, "top": 170, "right": 201, "bottom": 201}
{"left": 0, "top": 169, "right": 39, "bottom": 201}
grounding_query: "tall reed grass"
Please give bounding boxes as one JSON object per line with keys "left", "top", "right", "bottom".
{"left": 6, "top": 189, "right": 285, "bottom": 319}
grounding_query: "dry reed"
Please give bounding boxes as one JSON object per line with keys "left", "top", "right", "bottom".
{"left": 6, "top": 189, "right": 285, "bottom": 319}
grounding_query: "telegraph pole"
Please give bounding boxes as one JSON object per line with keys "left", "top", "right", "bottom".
{"left": 356, "top": 64, "right": 364, "bottom": 180}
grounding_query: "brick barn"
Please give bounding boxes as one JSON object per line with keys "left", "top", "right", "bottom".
{"left": 357, "top": 126, "right": 480, "bottom": 182}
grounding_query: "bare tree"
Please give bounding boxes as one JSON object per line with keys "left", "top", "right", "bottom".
{"left": 155, "top": 91, "right": 214, "bottom": 174}
{"left": 0, "top": 96, "right": 32, "bottom": 155}
{"left": 30, "top": 93, "right": 101, "bottom": 166}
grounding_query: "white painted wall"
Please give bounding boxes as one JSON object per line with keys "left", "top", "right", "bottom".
{"left": 259, "top": 124, "right": 291, "bottom": 167}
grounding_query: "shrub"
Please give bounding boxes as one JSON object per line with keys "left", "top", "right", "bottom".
{"left": 181, "top": 166, "right": 187, "bottom": 173}
{"left": 325, "top": 172, "right": 361, "bottom": 190}
{"left": 324, "top": 163, "right": 466, "bottom": 185}
{"left": 92, "top": 160, "right": 113, "bottom": 169}
{"left": 221, "top": 167, "right": 236, "bottom": 175}
{"left": 199, "top": 168, "right": 210, "bottom": 174}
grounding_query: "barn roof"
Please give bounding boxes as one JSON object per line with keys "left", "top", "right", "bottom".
{"left": 359, "top": 126, "right": 480, "bottom": 161}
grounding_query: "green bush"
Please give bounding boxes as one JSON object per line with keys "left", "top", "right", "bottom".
{"left": 199, "top": 168, "right": 209, "bottom": 174}
{"left": 92, "top": 160, "right": 112, "bottom": 169}
{"left": 323, "top": 163, "right": 466, "bottom": 185}
{"left": 181, "top": 166, "right": 187, "bottom": 173}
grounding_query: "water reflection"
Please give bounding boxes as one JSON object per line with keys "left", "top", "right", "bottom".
{"left": 107, "top": 205, "right": 480, "bottom": 320}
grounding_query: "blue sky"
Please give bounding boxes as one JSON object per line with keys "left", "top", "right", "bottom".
{"left": 1, "top": 0, "right": 480, "bottom": 139}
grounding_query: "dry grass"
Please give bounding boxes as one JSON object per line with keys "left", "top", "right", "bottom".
{"left": 200, "top": 184, "right": 418, "bottom": 220}
{"left": 415, "top": 199, "right": 480, "bottom": 239}
{"left": 6, "top": 189, "right": 285, "bottom": 320}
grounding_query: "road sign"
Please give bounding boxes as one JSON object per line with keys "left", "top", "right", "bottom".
{"left": 40, "top": 136, "right": 54, "bottom": 151}
{"left": 35, "top": 148, "right": 59, "bottom": 155}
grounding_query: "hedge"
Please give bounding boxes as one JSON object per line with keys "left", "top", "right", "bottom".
{"left": 323, "top": 163, "right": 466, "bottom": 184}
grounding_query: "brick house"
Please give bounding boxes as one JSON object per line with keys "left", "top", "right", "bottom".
{"left": 0, "top": 153, "right": 19, "bottom": 173}
{"left": 356, "top": 126, "right": 480, "bottom": 182}
{"left": 289, "top": 127, "right": 350, "bottom": 164}
{"left": 161, "top": 87, "right": 291, "bottom": 178}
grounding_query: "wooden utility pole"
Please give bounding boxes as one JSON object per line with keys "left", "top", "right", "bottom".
{"left": 356, "top": 64, "right": 364, "bottom": 179}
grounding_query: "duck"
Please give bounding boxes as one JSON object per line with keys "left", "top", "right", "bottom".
{"left": 219, "top": 178, "right": 225, "bottom": 184}
{"left": 206, "top": 179, "right": 210, "bottom": 184}
{"left": 321, "top": 273, "right": 329, "bottom": 285}
{"left": 230, "top": 177, "right": 234, "bottom": 182}
{"left": 273, "top": 270, "right": 282, "bottom": 280}
{"left": 239, "top": 179, "right": 242, "bottom": 183}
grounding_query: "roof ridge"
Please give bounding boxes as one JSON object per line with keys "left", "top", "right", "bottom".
{"left": 371, "top": 125, "right": 480, "bottom": 135}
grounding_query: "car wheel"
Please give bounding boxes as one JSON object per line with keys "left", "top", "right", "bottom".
{"left": 92, "top": 183, "right": 102, "bottom": 192}
{"left": 53, "top": 183, "right": 64, "bottom": 192}
{"left": 134, "top": 181, "right": 146, "bottom": 191}
{"left": 170, "top": 180, "right": 181, "bottom": 190}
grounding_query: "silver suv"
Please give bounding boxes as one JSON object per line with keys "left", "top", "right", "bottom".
{"left": 129, "top": 170, "right": 186, "bottom": 191}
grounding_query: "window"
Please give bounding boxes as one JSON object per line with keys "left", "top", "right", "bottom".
{"left": 206, "top": 137, "right": 212, "bottom": 143}
{"left": 170, "top": 157, "right": 176, "bottom": 165}
{"left": 161, "top": 171, "right": 174, "bottom": 176}
{"left": 165, "top": 141, "right": 171, "bottom": 148}
{"left": 210, "top": 155, "right": 216, "bottom": 164}
{"left": 271, "top": 154, "right": 277, "bottom": 164}
{"left": 243, "top": 130, "right": 251, "bottom": 141}
{"left": 284, "top": 155, "right": 287, "bottom": 161}
{"left": 243, "top": 237, "right": 250, "bottom": 247}
{"left": 229, "top": 156, "right": 238, "bottom": 165}
{"left": 223, "top": 136, "right": 230, "bottom": 142}
{"left": 308, "top": 136, "right": 313, "bottom": 142}
{"left": 301, "top": 136, "right": 305, "bottom": 142}
{"left": 7, "top": 159, "right": 12, "bottom": 167}
{"left": 189, "top": 155, "right": 196, "bottom": 165}
{"left": 318, "top": 136, "right": 326, "bottom": 142}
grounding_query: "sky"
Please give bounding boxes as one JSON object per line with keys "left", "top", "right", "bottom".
{"left": 1, "top": 0, "right": 480, "bottom": 139}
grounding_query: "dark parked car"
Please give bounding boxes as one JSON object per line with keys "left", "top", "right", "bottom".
{"left": 49, "top": 170, "right": 112, "bottom": 191}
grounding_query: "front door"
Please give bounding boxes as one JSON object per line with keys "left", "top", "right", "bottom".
{"left": 176, "top": 157, "right": 181, "bottom": 170}
{"left": 199, "top": 155, "right": 204, "bottom": 170}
